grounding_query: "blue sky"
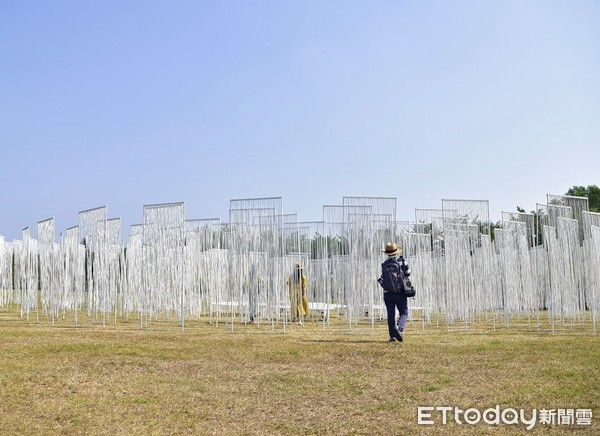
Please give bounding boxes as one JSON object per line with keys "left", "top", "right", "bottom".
{"left": 1, "top": 0, "right": 598, "bottom": 241}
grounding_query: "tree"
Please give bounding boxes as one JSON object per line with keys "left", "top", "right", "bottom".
{"left": 489, "top": 221, "right": 502, "bottom": 241}
{"left": 515, "top": 206, "right": 543, "bottom": 246}
{"left": 566, "top": 185, "right": 600, "bottom": 212}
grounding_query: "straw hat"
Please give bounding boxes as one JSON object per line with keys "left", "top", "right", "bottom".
{"left": 382, "top": 242, "right": 402, "bottom": 256}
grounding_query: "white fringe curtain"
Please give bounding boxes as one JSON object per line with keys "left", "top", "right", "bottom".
{"left": 0, "top": 194, "right": 598, "bottom": 334}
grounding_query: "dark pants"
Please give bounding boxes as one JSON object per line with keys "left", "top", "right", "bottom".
{"left": 384, "top": 291, "right": 408, "bottom": 338}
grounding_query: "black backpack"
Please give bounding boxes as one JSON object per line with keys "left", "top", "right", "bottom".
{"left": 380, "top": 258, "right": 402, "bottom": 293}
{"left": 379, "top": 258, "right": 416, "bottom": 297}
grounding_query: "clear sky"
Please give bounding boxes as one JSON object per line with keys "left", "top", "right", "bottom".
{"left": 1, "top": 0, "right": 598, "bottom": 241}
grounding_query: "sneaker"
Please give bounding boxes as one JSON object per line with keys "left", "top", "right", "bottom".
{"left": 388, "top": 337, "right": 398, "bottom": 342}
{"left": 394, "top": 326, "right": 404, "bottom": 342}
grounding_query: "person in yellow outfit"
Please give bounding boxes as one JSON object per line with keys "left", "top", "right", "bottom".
{"left": 288, "top": 263, "right": 308, "bottom": 323}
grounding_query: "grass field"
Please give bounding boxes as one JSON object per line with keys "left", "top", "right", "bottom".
{"left": 0, "top": 308, "right": 598, "bottom": 435}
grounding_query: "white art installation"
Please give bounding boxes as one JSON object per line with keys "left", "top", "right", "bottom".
{"left": 0, "top": 195, "right": 598, "bottom": 334}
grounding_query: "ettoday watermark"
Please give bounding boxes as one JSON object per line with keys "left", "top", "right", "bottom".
{"left": 417, "top": 406, "right": 592, "bottom": 430}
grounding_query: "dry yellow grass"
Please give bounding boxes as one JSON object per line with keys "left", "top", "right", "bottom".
{"left": 0, "top": 308, "right": 598, "bottom": 435}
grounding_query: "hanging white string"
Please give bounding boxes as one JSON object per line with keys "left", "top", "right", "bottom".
{"left": 1, "top": 193, "right": 599, "bottom": 334}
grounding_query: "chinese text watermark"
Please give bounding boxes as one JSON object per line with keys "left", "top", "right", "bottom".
{"left": 417, "top": 406, "right": 592, "bottom": 430}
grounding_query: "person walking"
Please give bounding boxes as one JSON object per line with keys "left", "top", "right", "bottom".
{"left": 379, "top": 242, "right": 411, "bottom": 342}
{"left": 288, "top": 263, "right": 308, "bottom": 323}
{"left": 247, "top": 264, "right": 259, "bottom": 324}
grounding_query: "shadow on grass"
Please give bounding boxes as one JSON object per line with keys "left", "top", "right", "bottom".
{"left": 301, "top": 339, "right": 393, "bottom": 344}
